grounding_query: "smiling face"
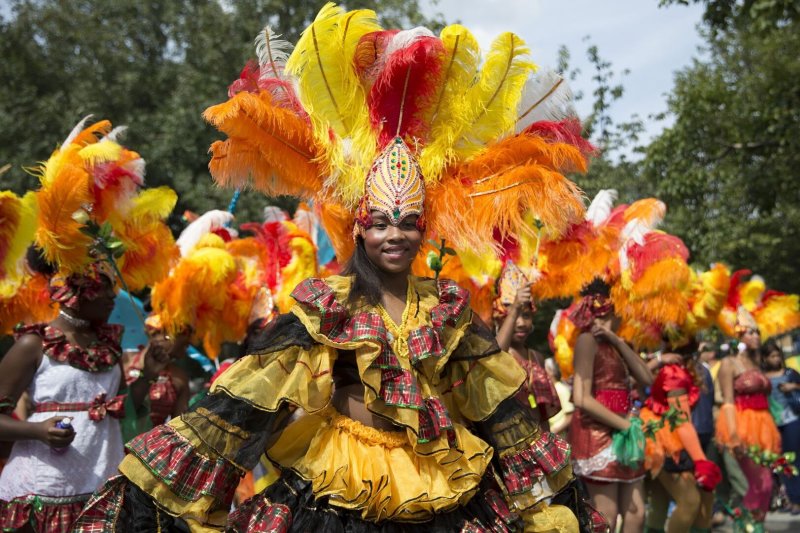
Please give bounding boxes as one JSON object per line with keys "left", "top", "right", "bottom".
{"left": 362, "top": 211, "right": 422, "bottom": 275}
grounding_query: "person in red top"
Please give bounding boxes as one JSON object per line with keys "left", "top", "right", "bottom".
{"left": 716, "top": 308, "right": 781, "bottom": 526}
{"left": 640, "top": 339, "right": 721, "bottom": 533}
{"left": 569, "top": 279, "right": 654, "bottom": 533}
{"left": 493, "top": 262, "right": 562, "bottom": 430}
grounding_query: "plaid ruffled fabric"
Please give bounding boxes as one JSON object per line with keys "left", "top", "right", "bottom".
{"left": 14, "top": 322, "right": 123, "bottom": 373}
{"left": 125, "top": 424, "right": 240, "bottom": 504}
{"left": 292, "top": 277, "right": 472, "bottom": 447}
{"left": 70, "top": 476, "right": 127, "bottom": 532}
{"left": 227, "top": 497, "right": 292, "bottom": 532}
{"left": 499, "top": 431, "right": 571, "bottom": 496}
{"left": 0, "top": 493, "right": 90, "bottom": 532}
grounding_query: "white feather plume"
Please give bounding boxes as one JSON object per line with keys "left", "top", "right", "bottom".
{"left": 515, "top": 68, "right": 575, "bottom": 133}
{"left": 586, "top": 189, "right": 618, "bottom": 227}
{"left": 255, "top": 25, "right": 293, "bottom": 81}
{"left": 385, "top": 27, "right": 435, "bottom": 56}
{"left": 62, "top": 115, "right": 94, "bottom": 147}
{"left": 176, "top": 210, "right": 235, "bottom": 257}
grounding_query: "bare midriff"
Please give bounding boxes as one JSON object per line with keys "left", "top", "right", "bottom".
{"left": 331, "top": 383, "right": 404, "bottom": 432}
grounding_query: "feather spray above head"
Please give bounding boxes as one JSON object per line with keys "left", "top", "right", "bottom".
{"left": 33, "top": 117, "right": 178, "bottom": 287}
{"left": 205, "top": 3, "right": 593, "bottom": 261}
{"left": 0, "top": 191, "right": 38, "bottom": 298}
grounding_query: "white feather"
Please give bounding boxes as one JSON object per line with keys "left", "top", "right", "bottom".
{"left": 586, "top": 189, "right": 618, "bottom": 227}
{"left": 549, "top": 309, "right": 564, "bottom": 338}
{"left": 176, "top": 210, "right": 235, "bottom": 257}
{"left": 102, "top": 125, "right": 128, "bottom": 143}
{"left": 385, "top": 27, "right": 434, "bottom": 56}
{"left": 515, "top": 68, "right": 575, "bottom": 133}
{"left": 262, "top": 206, "right": 288, "bottom": 223}
{"left": 62, "top": 114, "right": 94, "bottom": 147}
{"left": 255, "top": 25, "right": 292, "bottom": 81}
{"left": 121, "top": 158, "right": 146, "bottom": 184}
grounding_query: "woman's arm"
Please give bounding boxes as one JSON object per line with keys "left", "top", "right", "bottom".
{"left": 550, "top": 411, "right": 572, "bottom": 434}
{"left": 572, "top": 332, "right": 630, "bottom": 431}
{"left": 717, "top": 357, "right": 742, "bottom": 451}
{"left": 169, "top": 365, "right": 191, "bottom": 419}
{"left": 0, "top": 334, "right": 74, "bottom": 446}
{"left": 494, "top": 284, "right": 531, "bottom": 352}
{"left": 594, "top": 325, "right": 653, "bottom": 387}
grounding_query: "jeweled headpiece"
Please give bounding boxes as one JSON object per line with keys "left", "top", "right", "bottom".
{"left": 355, "top": 137, "right": 425, "bottom": 234}
{"left": 734, "top": 305, "right": 758, "bottom": 336}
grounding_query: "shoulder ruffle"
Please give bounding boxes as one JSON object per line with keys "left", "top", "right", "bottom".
{"left": 13, "top": 322, "right": 122, "bottom": 372}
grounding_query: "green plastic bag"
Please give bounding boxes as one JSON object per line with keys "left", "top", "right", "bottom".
{"left": 612, "top": 417, "right": 645, "bottom": 468}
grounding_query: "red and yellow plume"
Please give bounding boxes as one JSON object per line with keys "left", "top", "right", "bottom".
{"left": 717, "top": 269, "right": 800, "bottom": 339}
{"left": 32, "top": 117, "right": 178, "bottom": 288}
{"left": 204, "top": 3, "right": 591, "bottom": 260}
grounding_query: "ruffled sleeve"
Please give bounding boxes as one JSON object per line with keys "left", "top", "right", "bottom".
{"left": 439, "top": 316, "right": 526, "bottom": 422}
{"left": 645, "top": 363, "right": 699, "bottom": 415}
{"left": 76, "top": 313, "right": 323, "bottom": 529}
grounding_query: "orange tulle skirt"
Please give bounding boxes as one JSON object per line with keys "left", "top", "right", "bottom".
{"left": 715, "top": 406, "right": 781, "bottom": 453}
{"left": 640, "top": 407, "right": 685, "bottom": 476}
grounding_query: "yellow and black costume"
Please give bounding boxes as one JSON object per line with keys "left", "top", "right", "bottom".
{"left": 76, "top": 3, "right": 607, "bottom": 530}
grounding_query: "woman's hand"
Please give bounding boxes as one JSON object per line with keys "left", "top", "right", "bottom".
{"left": 35, "top": 417, "right": 76, "bottom": 447}
{"left": 590, "top": 323, "right": 617, "bottom": 343}
{"left": 779, "top": 382, "right": 798, "bottom": 393}
{"left": 512, "top": 285, "right": 532, "bottom": 311}
{"left": 141, "top": 341, "right": 173, "bottom": 382}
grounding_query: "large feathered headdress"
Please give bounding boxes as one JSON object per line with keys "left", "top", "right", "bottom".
{"left": 31, "top": 117, "right": 178, "bottom": 290}
{"left": 717, "top": 269, "right": 800, "bottom": 339}
{"left": 203, "top": 3, "right": 589, "bottom": 260}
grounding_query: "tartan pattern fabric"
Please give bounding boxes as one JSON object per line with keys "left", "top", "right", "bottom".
{"left": 34, "top": 393, "right": 126, "bottom": 421}
{"left": 227, "top": 495, "right": 292, "bottom": 532}
{"left": 292, "top": 277, "right": 473, "bottom": 446}
{"left": 499, "top": 431, "right": 571, "bottom": 496}
{"left": 126, "top": 424, "right": 240, "bottom": 504}
{"left": 71, "top": 475, "right": 127, "bottom": 532}
{"left": 418, "top": 396, "right": 456, "bottom": 446}
{"left": 379, "top": 367, "right": 423, "bottom": 409}
{"left": 1, "top": 493, "right": 89, "bottom": 532}
{"left": 13, "top": 322, "right": 123, "bottom": 373}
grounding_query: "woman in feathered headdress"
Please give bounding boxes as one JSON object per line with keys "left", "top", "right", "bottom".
{"left": 715, "top": 272, "right": 785, "bottom": 528}
{"left": 76, "top": 4, "right": 605, "bottom": 532}
{"left": 567, "top": 278, "right": 654, "bottom": 532}
{"left": 0, "top": 118, "right": 177, "bottom": 532}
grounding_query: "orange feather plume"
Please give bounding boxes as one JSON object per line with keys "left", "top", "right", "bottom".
{"left": 0, "top": 274, "right": 57, "bottom": 335}
{"left": 204, "top": 91, "right": 324, "bottom": 198}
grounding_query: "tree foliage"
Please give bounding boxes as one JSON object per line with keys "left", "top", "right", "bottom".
{"left": 642, "top": 18, "right": 800, "bottom": 291}
{"left": 0, "top": 0, "right": 443, "bottom": 224}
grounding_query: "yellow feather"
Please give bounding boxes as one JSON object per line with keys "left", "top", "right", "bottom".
{"left": 286, "top": 3, "right": 380, "bottom": 207}
{"left": 419, "top": 24, "right": 481, "bottom": 181}
{"left": 0, "top": 192, "right": 38, "bottom": 298}
{"left": 78, "top": 139, "right": 123, "bottom": 168}
{"left": 126, "top": 187, "right": 178, "bottom": 223}
{"left": 739, "top": 278, "right": 765, "bottom": 312}
{"left": 755, "top": 294, "right": 800, "bottom": 340}
{"left": 453, "top": 32, "right": 535, "bottom": 160}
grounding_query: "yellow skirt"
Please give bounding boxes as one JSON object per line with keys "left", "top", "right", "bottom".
{"left": 267, "top": 408, "right": 493, "bottom": 523}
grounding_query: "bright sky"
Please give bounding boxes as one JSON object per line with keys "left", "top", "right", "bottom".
{"left": 423, "top": 0, "right": 707, "bottom": 148}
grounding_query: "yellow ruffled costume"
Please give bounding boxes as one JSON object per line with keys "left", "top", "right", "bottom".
{"left": 83, "top": 275, "right": 581, "bottom": 532}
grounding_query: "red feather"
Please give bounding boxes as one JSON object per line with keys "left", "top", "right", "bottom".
{"left": 228, "top": 61, "right": 261, "bottom": 97}
{"left": 525, "top": 118, "right": 598, "bottom": 157}
{"left": 368, "top": 36, "right": 445, "bottom": 146}
{"left": 727, "top": 269, "right": 752, "bottom": 308}
{"left": 627, "top": 233, "right": 689, "bottom": 282}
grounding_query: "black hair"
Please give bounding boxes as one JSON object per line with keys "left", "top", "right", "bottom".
{"left": 341, "top": 237, "right": 384, "bottom": 306}
{"left": 25, "top": 245, "right": 57, "bottom": 276}
{"left": 760, "top": 339, "right": 782, "bottom": 359}
{"left": 580, "top": 277, "right": 611, "bottom": 298}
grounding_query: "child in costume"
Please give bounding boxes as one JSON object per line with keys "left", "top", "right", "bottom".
{"left": 640, "top": 339, "right": 722, "bottom": 533}
{"left": 569, "top": 279, "right": 654, "bottom": 533}
{"left": 74, "top": 4, "right": 607, "bottom": 531}
{"left": 0, "top": 119, "right": 177, "bottom": 531}
{"left": 493, "top": 262, "right": 562, "bottom": 431}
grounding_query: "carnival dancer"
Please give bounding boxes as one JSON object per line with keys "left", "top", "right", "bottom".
{"left": 0, "top": 118, "right": 177, "bottom": 531}
{"left": 640, "top": 339, "right": 722, "bottom": 533}
{"left": 75, "top": 4, "right": 606, "bottom": 531}
{"left": 569, "top": 279, "right": 654, "bottom": 533}
{"left": 716, "top": 308, "right": 781, "bottom": 527}
{"left": 493, "top": 262, "right": 562, "bottom": 431}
